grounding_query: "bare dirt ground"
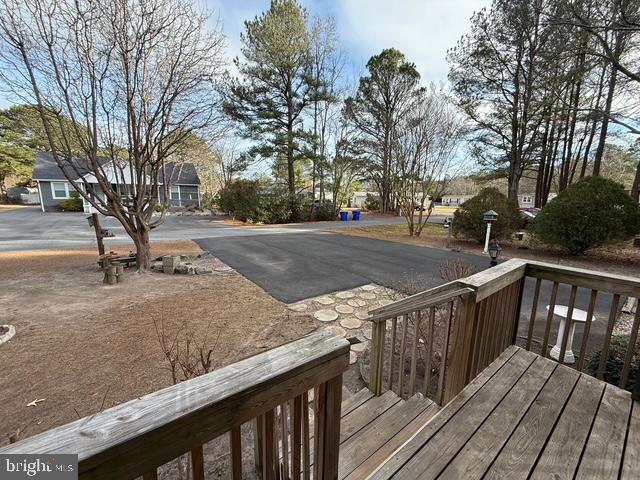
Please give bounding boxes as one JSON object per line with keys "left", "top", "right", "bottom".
{"left": 0, "top": 240, "right": 316, "bottom": 448}
{"left": 333, "top": 223, "right": 640, "bottom": 277}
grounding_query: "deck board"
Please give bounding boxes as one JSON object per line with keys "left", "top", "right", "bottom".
{"left": 371, "top": 346, "right": 636, "bottom": 480}
{"left": 437, "top": 357, "right": 556, "bottom": 479}
{"left": 391, "top": 348, "right": 537, "bottom": 479}
{"left": 575, "top": 385, "right": 633, "bottom": 480}
{"left": 621, "top": 401, "right": 640, "bottom": 479}
{"left": 529, "top": 374, "right": 605, "bottom": 480}
{"left": 483, "top": 363, "right": 580, "bottom": 479}
{"left": 369, "top": 345, "right": 520, "bottom": 479}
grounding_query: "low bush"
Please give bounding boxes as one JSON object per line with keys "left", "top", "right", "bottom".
{"left": 364, "top": 193, "right": 380, "bottom": 211}
{"left": 531, "top": 176, "right": 640, "bottom": 255}
{"left": 58, "top": 192, "right": 83, "bottom": 212}
{"left": 452, "top": 187, "right": 522, "bottom": 242}
{"left": 310, "top": 201, "right": 337, "bottom": 221}
{"left": 585, "top": 334, "right": 639, "bottom": 395}
{"left": 217, "top": 179, "right": 260, "bottom": 221}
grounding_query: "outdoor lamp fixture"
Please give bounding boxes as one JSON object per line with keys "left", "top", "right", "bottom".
{"left": 488, "top": 240, "right": 502, "bottom": 267}
{"left": 483, "top": 209, "right": 498, "bottom": 253}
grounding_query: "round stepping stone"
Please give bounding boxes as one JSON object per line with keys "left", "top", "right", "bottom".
{"left": 335, "top": 291, "right": 355, "bottom": 299}
{"left": 288, "top": 303, "right": 308, "bottom": 312}
{"left": 323, "top": 325, "right": 347, "bottom": 337}
{"left": 335, "top": 304, "right": 354, "bottom": 314}
{"left": 362, "top": 324, "right": 373, "bottom": 340}
{"left": 358, "top": 292, "right": 377, "bottom": 300}
{"left": 214, "top": 266, "right": 232, "bottom": 272}
{"left": 347, "top": 299, "right": 367, "bottom": 308}
{"left": 360, "top": 285, "right": 377, "bottom": 291}
{"left": 351, "top": 342, "right": 367, "bottom": 353}
{"left": 354, "top": 311, "right": 370, "bottom": 320}
{"left": 314, "top": 296, "right": 335, "bottom": 305}
{"left": 349, "top": 352, "right": 357, "bottom": 365}
{"left": 340, "top": 317, "right": 362, "bottom": 330}
{"left": 314, "top": 309, "right": 339, "bottom": 322}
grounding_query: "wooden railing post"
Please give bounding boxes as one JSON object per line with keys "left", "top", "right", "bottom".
{"left": 442, "top": 293, "right": 478, "bottom": 404}
{"left": 369, "top": 321, "right": 386, "bottom": 396}
{"left": 313, "top": 374, "right": 343, "bottom": 480}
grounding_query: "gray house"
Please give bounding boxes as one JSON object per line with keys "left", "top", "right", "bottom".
{"left": 33, "top": 152, "right": 201, "bottom": 212}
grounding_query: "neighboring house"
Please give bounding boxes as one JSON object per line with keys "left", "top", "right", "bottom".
{"left": 441, "top": 194, "right": 474, "bottom": 206}
{"left": 351, "top": 191, "right": 379, "bottom": 208}
{"left": 442, "top": 192, "right": 557, "bottom": 209}
{"left": 32, "top": 152, "right": 201, "bottom": 213}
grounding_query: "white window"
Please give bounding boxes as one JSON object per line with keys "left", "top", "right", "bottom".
{"left": 170, "top": 186, "right": 180, "bottom": 200}
{"left": 51, "top": 181, "right": 71, "bottom": 199}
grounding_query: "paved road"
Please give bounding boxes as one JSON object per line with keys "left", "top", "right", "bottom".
{"left": 196, "top": 232, "right": 488, "bottom": 303}
{"left": 0, "top": 207, "right": 411, "bottom": 252}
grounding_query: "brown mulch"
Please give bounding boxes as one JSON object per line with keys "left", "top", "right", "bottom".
{"left": 0, "top": 240, "right": 316, "bottom": 447}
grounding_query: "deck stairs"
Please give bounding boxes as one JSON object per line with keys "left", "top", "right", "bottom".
{"left": 335, "top": 387, "right": 439, "bottom": 479}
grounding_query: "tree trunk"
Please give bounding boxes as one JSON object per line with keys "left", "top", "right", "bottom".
{"left": 133, "top": 226, "right": 151, "bottom": 271}
{"left": 593, "top": 63, "right": 619, "bottom": 176}
{"left": 631, "top": 160, "right": 640, "bottom": 203}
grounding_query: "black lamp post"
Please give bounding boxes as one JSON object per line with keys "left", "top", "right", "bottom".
{"left": 488, "top": 239, "right": 502, "bottom": 267}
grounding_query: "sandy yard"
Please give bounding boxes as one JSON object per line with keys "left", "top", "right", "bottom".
{"left": 0, "top": 240, "right": 316, "bottom": 446}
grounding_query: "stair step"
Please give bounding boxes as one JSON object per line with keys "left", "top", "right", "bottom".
{"left": 340, "top": 390, "right": 402, "bottom": 443}
{"left": 338, "top": 395, "right": 438, "bottom": 479}
{"left": 341, "top": 387, "right": 374, "bottom": 416}
{"left": 344, "top": 399, "right": 440, "bottom": 479}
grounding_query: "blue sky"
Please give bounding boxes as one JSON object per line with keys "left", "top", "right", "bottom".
{"left": 0, "top": 1, "right": 488, "bottom": 108}
{"left": 210, "top": 0, "right": 490, "bottom": 86}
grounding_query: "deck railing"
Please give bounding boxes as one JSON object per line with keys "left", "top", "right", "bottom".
{"left": 0, "top": 330, "right": 350, "bottom": 480}
{"left": 368, "top": 258, "right": 640, "bottom": 405}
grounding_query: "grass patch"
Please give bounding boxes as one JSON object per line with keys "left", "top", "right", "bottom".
{"left": 342, "top": 223, "right": 448, "bottom": 237}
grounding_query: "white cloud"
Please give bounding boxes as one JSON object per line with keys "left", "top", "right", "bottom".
{"left": 334, "top": 0, "right": 490, "bottom": 83}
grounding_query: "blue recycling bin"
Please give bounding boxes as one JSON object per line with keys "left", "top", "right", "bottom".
{"left": 340, "top": 211, "right": 349, "bottom": 221}
{"left": 352, "top": 210, "right": 361, "bottom": 221}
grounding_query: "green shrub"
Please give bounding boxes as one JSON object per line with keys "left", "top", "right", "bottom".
{"left": 585, "top": 335, "right": 639, "bottom": 395}
{"left": 531, "top": 176, "right": 640, "bottom": 255}
{"left": 310, "top": 201, "right": 337, "bottom": 221}
{"left": 154, "top": 203, "right": 164, "bottom": 213}
{"left": 257, "top": 193, "right": 295, "bottom": 224}
{"left": 58, "top": 192, "right": 83, "bottom": 212}
{"left": 364, "top": 193, "right": 380, "bottom": 211}
{"left": 217, "top": 179, "right": 260, "bottom": 221}
{"left": 452, "top": 187, "right": 522, "bottom": 242}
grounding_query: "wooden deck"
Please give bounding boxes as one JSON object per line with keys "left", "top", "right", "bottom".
{"left": 334, "top": 388, "right": 439, "bottom": 479}
{"left": 371, "top": 345, "right": 639, "bottom": 479}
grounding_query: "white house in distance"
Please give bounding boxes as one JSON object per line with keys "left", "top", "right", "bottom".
{"left": 32, "top": 152, "right": 201, "bottom": 213}
{"left": 441, "top": 192, "right": 555, "bottom": 209}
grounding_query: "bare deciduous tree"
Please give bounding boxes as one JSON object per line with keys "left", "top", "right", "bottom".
{"left": 0, "top": 0, "right": 225, "bottom": 269}
{"left": 394, "top": 88, "right": 467, "bottom": 236}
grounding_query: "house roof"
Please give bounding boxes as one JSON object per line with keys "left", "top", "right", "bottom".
{"left": 32, "top": 151, "right": 200, "bottom": 185}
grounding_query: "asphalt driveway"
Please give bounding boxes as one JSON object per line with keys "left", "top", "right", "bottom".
{"left": 196, "top": 232, "right": 488, "bottom": 303}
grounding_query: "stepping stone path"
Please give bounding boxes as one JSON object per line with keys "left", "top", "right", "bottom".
{"left": 287, "top": 283, "right": 401, "bottom": 368}
{"left": 314, "top": 296, "right": 335, "bottom": 305}
{"left": 323, "top": 325, "right": 347, "bottom": 337}
{"left": 314, "top": 309, "right": 339, "bottom": 322}
{"left": 347, "top": 299, "right": 367, "bottom": 308}
{"left": 340, "top": 317, "right": 362, "bottom": 330}
{"left": 358, "top": 292, "right": 377, "bottom": 300}
{"left": 335, "top": 291, "right": 355, "bottom": 299}
{"left": 335, "top": 304, "right": 354, "bottom": 314}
